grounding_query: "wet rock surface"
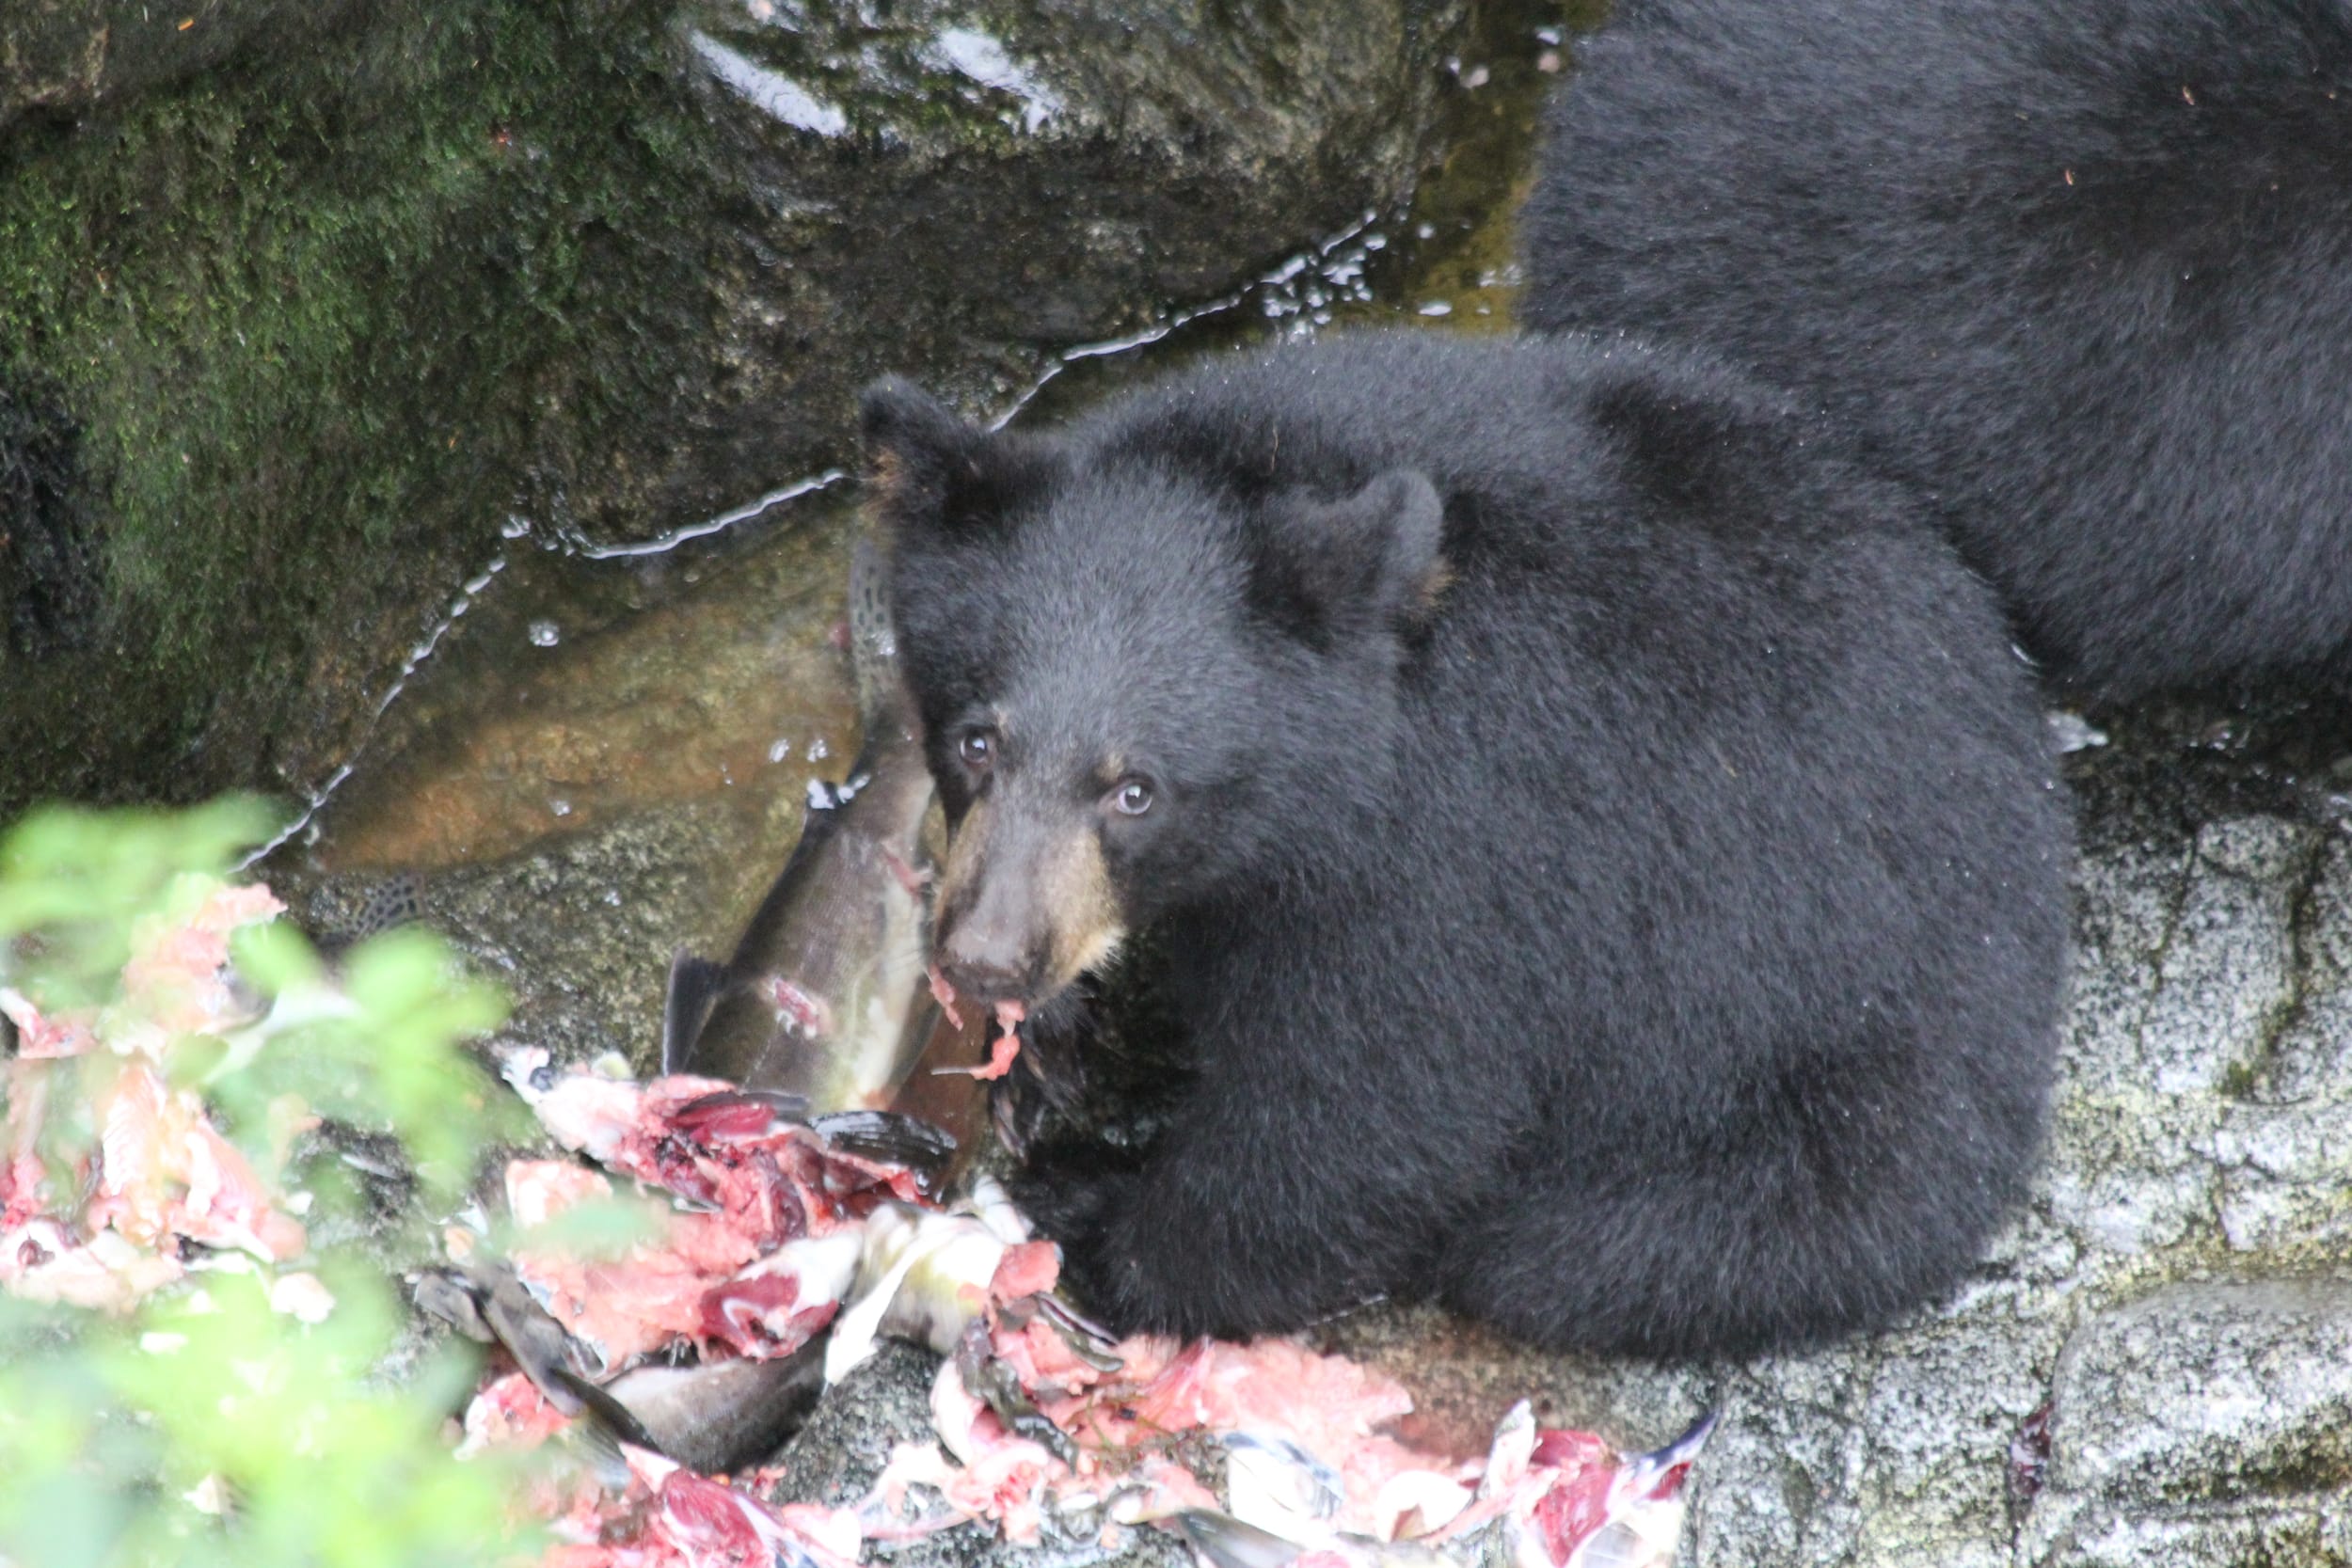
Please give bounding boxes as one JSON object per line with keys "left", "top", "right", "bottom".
{"left": 0, "top": 0, "right": 1470, "bottom": 818}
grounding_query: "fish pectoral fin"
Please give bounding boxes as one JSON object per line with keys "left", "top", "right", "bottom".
{"left": 810, "top": 1109, "right": 959, "bottom": 1192}
{"left": 550, "top": 1364, "right": 664, "bottom": 1458}
{"left": 661, "top": 947, "right": 728, "bottom": 1075}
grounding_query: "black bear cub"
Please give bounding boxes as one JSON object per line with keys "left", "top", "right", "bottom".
{"left": 1521, "top": 0, "right": 2352, "bottom": 701}
{"left": 865, "top": 332, "right": 2070, "bottom": 1360}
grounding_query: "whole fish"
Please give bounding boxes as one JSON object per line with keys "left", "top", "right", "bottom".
{"left": 415, "top": 1262, "right": 825, "bottom": 1477}
{"left": 662, "top": 540, "right": 944, "bottom": 1114}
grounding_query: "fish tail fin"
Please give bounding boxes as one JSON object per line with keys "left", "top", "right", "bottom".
{"left": 1620, "top": 1409, "right": 1719, "bottom": 1503}
{"left": 550, "top": 1364, "right": 664, "bottom": 1457}
{"left": 661, "top": 946, "right": 728, "bottom": 1076}
{"left": 1175, "top": 1513, "right": 1307, "bottom": 1568}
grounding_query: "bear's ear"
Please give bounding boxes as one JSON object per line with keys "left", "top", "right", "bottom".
{"left": 860, "top": 377, "right": 1052, "bottom": 532}
{"left": 1256, "top": 468, "right": 1449, "bottom": 643}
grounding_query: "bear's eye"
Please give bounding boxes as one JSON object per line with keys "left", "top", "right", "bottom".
{"left": 958, "top": 728, "right": 997, "bottom": 771}
{"left": 1110, "top": 778, "right": 1154, "bottom": 817}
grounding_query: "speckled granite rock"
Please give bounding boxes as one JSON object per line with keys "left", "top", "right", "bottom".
{"left": 1319, "top": 694, "right": 2352, "bottom": 1568}
{"left": 2021, "top": 1283, "right": 2352, "bottom": 1563}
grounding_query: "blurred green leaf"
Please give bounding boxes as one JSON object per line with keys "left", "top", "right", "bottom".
{"left": 0, "top": 800, "right": 553, "bottom": 1566}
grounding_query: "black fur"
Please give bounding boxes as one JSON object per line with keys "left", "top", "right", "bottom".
{"left": 867, "top": 333, "right": 2071, "bottom": 1360}
{"left": 1521, "top": 0, "right": 2352, "bottom": 700}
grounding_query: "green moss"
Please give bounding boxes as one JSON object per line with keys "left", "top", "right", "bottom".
{"left": 0, "top": 0, "right": 725, "bottom": 812}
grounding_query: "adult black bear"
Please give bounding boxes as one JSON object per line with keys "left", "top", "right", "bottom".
{"left": 1521, "top": 0, "right": 2352, "bottom": 700}
{"left": 864, "top": 332, "right": 2070, "bottom": 1360}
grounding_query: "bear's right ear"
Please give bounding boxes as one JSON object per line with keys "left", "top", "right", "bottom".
{"left": 860, "top": 378, "right": 1048, "bottom": 533}
{"left": 1254, "top": 468, "right": 1450, "bottom": 645}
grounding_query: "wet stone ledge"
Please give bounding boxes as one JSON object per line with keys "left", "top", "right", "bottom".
{"left": 0, "top": 0, "right": 1466, "bottom": 817}
{"left": 1, "top": 0, "right": 372, "bottom": 132}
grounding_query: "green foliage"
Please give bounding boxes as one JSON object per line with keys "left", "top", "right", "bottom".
{"left": 0, "top": 801, "right": 551, "bottom": 1565}
{"left": 0, "top": 795, "right": 279, "bottom": 1006}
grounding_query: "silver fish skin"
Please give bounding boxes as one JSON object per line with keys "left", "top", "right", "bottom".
{"left": 1178, "top": 1512, "right": 1457, "bottom": 1568}
{"left": 596, "top": 1342, "right": 829, "bottom": 1475}
{"left": 415, "top": 1262, "right": 828, "bottom": 1478}
{"left": 664, "top": 539, "right": 941, "bottom": 1113}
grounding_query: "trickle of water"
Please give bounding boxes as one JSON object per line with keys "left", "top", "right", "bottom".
{"left": 274, "top": 0, "right": 1583, "bottom": 890}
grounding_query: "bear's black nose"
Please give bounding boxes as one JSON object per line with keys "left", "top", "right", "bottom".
{"left": 937, "top": 921, "right": 1035, "bottom": 1006}
{"left": 937, "top": 954, "right": 1030, "bottom": 1006}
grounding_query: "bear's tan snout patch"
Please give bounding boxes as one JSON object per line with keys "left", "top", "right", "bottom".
{"left": 933, "top": 800, "right": 1126, "bottom": 1004}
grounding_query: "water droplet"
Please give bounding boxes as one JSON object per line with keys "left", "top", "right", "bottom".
{"left": 1418, "top": 300, "right": 1454, "bottom": 317}
{"left": 528, "top": 620, "right": 560, "bottom": 647}
{"left": 806, "top": 737, "right": 830, "bottom": 762}
{"left": 770, "top": 737, "right": 793, "bottom": 763}
{"left": 501, "top": 515, "right": 533, "bottom": 539}
{"left": 550, "top": 798, "right": 572, "bottom": 817}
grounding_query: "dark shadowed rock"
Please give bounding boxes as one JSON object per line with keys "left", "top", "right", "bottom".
{"left": 0, "top": 0, "right": 369, "bottom": 131}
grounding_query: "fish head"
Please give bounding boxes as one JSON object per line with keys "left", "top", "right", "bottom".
{"left": 860, "top": 375, "right": 1441, "bottom": 1011}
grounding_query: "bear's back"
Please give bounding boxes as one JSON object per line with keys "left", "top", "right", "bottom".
{"left": 1521, "top": 0, "right": 2352, "bottom": 697}
{"left": 1085, "top": 331, "right": 2067, "bottom": 1163}
{"left": 1048, "top": 331, "right": 2073, "bottom": 1355}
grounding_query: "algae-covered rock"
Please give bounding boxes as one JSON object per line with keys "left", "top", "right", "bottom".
{"left": 0, "top": 0, "right": 1462, "bottom": 817}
